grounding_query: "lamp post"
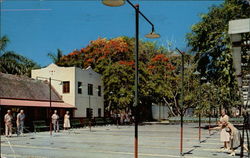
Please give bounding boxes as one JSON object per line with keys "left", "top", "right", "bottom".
{"left": 176, "top": 48, "right": 184, "bottom": 156}
{"left": 88, "top": 94, "right": 91, "bottom": 132}
{"left": 49, "top": 77, "right": 52, "bottom": 136}
{"left": 102, "top": 1, "right": 160, "bottom": 158}
{"left": 87, "top": 84, "right": 99, "bottom": 132}
{"left": 80, "top": 84, "right": 100, "bottom": 132}
{"left": 200, "top": 76, "right": 207, "bottom": 139}
{"left": 216, "top": 87, "right": 220, "bottom": 122}
{"left": 36, "top": 76, "right": 62, "bottom": 136}
{"left": 109, "top": 91, "right": 118, "bottom": 128}
{"left": 206, "top": 81, "right": 211, "bottom": 135}
{"left": 193, "top": 70, "right": 202, "bottom": 143}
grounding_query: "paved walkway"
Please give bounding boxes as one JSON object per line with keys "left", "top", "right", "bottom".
{"left": 1, "top": 124, "right": 248, "bottom": 158}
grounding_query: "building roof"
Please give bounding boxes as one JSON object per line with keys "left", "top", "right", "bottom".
{"left": 0, "top": 72, "right": 61, "bottom": 101}
{"left": 36, "top": 63, "right": 102, "bottom": 77}
{"left": 229, "top": 18, "right": 250, "bottom": 34}
{"left": 0, "top": 98, "right": 76, "bottom": 109}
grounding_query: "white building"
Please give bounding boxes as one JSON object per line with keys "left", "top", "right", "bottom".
{"left": 31, "top": 64, "right": 104, "bottom": 118}
{"left": 151, "top": 103, "right": 169, "bottom": 120}
{"left": 229, "top": 18, "right": 250, "bottom": 107}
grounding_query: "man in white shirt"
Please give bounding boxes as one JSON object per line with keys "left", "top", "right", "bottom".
{"left": 51, "top": 110, "right": 59, "bottom": 132}
{"left": 4, "top": 110, "right": 13, "bottom": 137}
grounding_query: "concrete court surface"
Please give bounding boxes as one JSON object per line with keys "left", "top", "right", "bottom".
{"left": 1, "top": 123, "right": 249, "bottom": 158}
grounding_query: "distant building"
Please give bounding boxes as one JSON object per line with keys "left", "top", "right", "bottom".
{"left": 229, "top": 18, "right": 250, "bottom": 109}
{"left": 31, "top": 64, "right": 104, "bottom": 118}
{"left": 151, "top": 103, "right": 169, "bottom": 120}
{"left": 0, "top": 72, "right": 75, "bottom": 129}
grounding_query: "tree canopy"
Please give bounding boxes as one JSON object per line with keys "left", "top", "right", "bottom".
{"left": 0, "top": 36, "right": 40, "bottom": 76}
{"left": 57, "top": 37, "right": 191, "bottom": 118}
{"left": 186, "top": 0, "right": 249, "bottom": 111}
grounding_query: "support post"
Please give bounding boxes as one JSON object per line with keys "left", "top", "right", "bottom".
{"left": 49, "top": 77, "right": 52, "bottom": 136}
{"left": 134, "top": 4, "right": 139, "bottom": 158}
{"left": 89, "top": 95, "right": 92, "bottom": 132}
{"left": 180, "top": 52, "right": 184, "bottom": 155}
{"left": 199, "top": 77, "right": 201, "bottom": 142}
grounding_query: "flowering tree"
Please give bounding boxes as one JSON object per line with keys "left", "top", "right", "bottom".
{"left": 57, "top": 36, "right": 196, "bottom": 119}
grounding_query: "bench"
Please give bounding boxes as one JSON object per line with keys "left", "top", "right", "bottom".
{"left": 0, "top": 127, "right": 3, "bottom": 134}
{"left": 230, "top": 117, "right": 244, "bottom": 124}
{"left": 82, "top": 118, "right": 90, "bottom": 126}
{"left": 33, "top": 120, "right": 49, "bottom": 132}
{"left": 168, "top": 117, "right": 219, "bottom": 124}
{"left": 105, "top": 118, "right": 114, "bottom": 124}
{"left": 71, "top": 119, "right": 82, "bottom": 128}
{"left": 94, "top": 117, "right": 106, "bottom": 125}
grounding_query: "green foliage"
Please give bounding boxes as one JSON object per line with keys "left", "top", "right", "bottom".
{"left": 186, "top": 0, "right": 249, "bottom": 112}
{"left": 0, "top": 36, "right": 40, "bottom": 76}
{"left": 103, "top": 62, "right": 134, "bottom": 111}
{"left": 0, "top": 35, "right": 9, "bottom": 51}
{"left": 48, "top": 49, "right": 63, "bottom": 64}
{"left": 57, "top": 36, "right": 182, "bottom": 117}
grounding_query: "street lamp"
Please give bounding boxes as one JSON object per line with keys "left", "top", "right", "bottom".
{"left": 88, "top": 93, "right": 92, "bottom": 132}
{"left": 80, "top": 84, "right": 99, "bottom": 132}
{"left": 176, "top": 48, "right": 184, "bottom": 156}
{"left": 102, "top": 1, "right": 160, "bottom": 158}
{"left": 200, "top": 76, "right": 207, "bottom": 139}
{"left": 36, "top": 76, "right": 62, "bottom": 136}
{"left": 206, "top": 81, "right": 211, "bottom": 135}
{"left": 109, "top": 91, "right": 118, "bottom": 127}
{"left": 102, "top": 0, "right": 125, "bottom": 7}
{"left": 193, "top": 70, "right": 202, "bottom": 143}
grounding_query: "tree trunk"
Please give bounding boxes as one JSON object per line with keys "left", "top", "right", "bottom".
{"left": 163, "top": 97, "right": 177, "bottom": 117}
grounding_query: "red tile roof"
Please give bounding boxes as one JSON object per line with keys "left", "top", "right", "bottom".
{"left": 0, "top": 98, "right": 76, "bottom": 109}
{"left": 0, "top": 72, "right": 62, "bottom": 101}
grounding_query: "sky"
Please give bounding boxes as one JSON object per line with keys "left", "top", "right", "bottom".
{"left": 1, "top": 0, "right": 223, "bottom": 67}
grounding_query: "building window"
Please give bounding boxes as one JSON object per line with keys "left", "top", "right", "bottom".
{"left": 86, "top": 108, "right": 93, "bottom": 118}
{"left": 78, "top": 82, "right": 82, "bottom": 94}
{"left": 63, "top": 81, "right": 70, "bottom": 93}
{"left": 98, "top": 86, "right": 101, "bottom": 96}
{"left": 86, "top": 108, "right": 90, "bottom": 118}
{"left": 98, "top": 108, "right": 101, "bottom": 117}
{"left": 88, "top": 84, "right": 93, "bottom": 95}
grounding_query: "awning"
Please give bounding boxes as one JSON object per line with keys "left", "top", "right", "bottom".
{"left": 0, "top": 99, "right": 76, "bottom": 109}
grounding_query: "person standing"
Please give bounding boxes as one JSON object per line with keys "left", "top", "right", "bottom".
{"left": 63, "top": 111, "right": 70, "bottom": 130}
{"left": 4, "top": 110, "right": 13, "bottom": 137}
{"left": 220, "top": 109, "right": 230, "bottom": 151}
{"left": 226, "top": 122, "right": 241, "bottom": 156}
{"left": 210, "top": 109, "right": 230, "bottom": 151}
{"left": 16, "top": 110, "right": 25, "bottom": 136}
{"left": 51, "top": 110, "right": 59, "bottom": 132}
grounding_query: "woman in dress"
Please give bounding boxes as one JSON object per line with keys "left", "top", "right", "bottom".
{"left": 225, "top": 122, "right": 241, "bottom": 156}
{"left": 210, "top": 109, "right": 230, "bottom": 151}
{"left": 219, "top": 109, "right": 230, "bottom": 150}
{"left": 63, "top": 111, "right": 71, "bottom": 130}
{"left": 210, "top": 121, "right": 248, "bottom": 156}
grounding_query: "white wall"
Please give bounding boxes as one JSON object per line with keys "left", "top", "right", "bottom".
{"left": 152, "top": 103, "right": 169, "bottom": 120}
{"left": 31, "top": 64, "right": 104, "bottom": 118}
{"left": 75, "top": 67, "right": 104, "bottom": 117}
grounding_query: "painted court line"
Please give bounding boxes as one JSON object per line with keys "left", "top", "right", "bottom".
{"left": 22, "top": 131, "right": 220, "bottom": 141}
{"left": 0, "top": 141, "right": 225, "bottom": 152}
{"left": 7, "top": 135, "right": 220, "bottom": 146}
{"left": 1, "top": 153, "right": 47, "bottom": 158}
{"left": 1, "top": 144, "right": 221, "bottom": 158}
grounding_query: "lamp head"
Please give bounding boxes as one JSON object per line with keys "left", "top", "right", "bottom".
{"left": 193, "top": 70, "right": 201, "bottom": 75}
{"left": 145, "top": 31, "right": 160, "bottom": 39}
{"left": 201, "top": 77, "right": 207, "bottom": 81}
{"left": 102, "top": 0, "right": 125, "bottom": 7}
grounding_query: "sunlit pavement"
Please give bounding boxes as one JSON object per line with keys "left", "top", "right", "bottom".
{"left": 1, "top": 124, "right": 248, "bottom": 158}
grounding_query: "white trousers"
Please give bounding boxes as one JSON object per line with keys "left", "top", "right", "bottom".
{"left": 5, "top": 124, "right": 12, "bottom": 136}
